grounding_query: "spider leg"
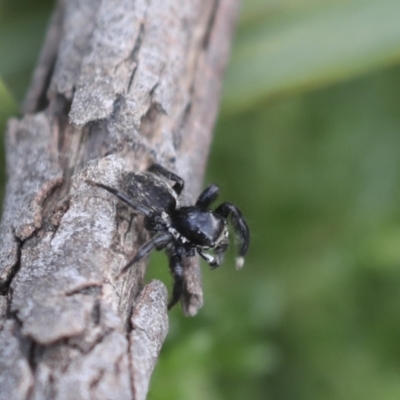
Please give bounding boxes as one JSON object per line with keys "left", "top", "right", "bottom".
{"left": 148, "top": 164, "right": 184, "bottom": 195}
{"left": 195, "top": 184, "right": 219, "bottom": 210}
{"left": 214, "top": 202, "right": 250, "bottom": 269}
{"left": 87, "top": 180, "right": 152, "bottom": 217}
{"left": 168, "top": 252, "right": 185, "bottom": 309}
{"left": 117, "top": 232, "right": 172, "bottom": 277}
{"left": 197, "top": 249, "right": 220, "bottom": 268}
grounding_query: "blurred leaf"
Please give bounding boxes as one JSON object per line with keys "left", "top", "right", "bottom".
{"left": 0, "top": 77, "right": 17, "bottom": 122}
{"left": 198, "top": 64, "right": 400, "bottom": 400}
{"left": 0, "top": 10, "right": 49, "bottom": 76}
{"left": 239, "top": 0, "right": 344, "bottom": 27}
{"left": 0, "top": 7, "right": 51, "bottom": 101}
{"left": 223, "top": 0, "right": 400, "bottom": 114}
{"left": 0, "top": 77, "right": 16, "bottom": 214}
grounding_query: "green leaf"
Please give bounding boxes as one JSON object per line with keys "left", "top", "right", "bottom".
{"left": 223, "top": 0, "right": 400, "bottom": 114}
{"left": 0, "top": 77, "right": 18, "bottom": 122}
{"left": 0, "top": 8, "right": 51, "bottom": 101}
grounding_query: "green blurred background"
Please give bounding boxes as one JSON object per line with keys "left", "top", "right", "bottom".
{"left": 2, "top": 0, "right": 400, "bottom": 399}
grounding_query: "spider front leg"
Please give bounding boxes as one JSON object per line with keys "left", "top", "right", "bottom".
{"left": 168, "top": 252, "right": 185, "bottom": 309}
{"left": 117, "top": 232, "right": 171, "bottom": 277}
{"left": 197, "top": 249, "right": 221, "bottom": 268}
{"left": 215, "top": 202, "right": 250, "bottom": 269}
{"left": 148, "top": 164, "right": 184, "bottom": 195}
{"left": 195, "top": 184, "right": 219, "bottom": 210}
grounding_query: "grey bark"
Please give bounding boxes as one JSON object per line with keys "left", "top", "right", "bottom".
{"left": 0, "top": 0, "right": 239, "bottom": 399}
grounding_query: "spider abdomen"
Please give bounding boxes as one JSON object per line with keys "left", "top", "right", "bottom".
{"left": 125, "top": 172, "right": 177, "bottom": 213}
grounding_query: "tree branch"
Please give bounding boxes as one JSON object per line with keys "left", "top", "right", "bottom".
{"left": 0, "top": 0, "right": 239, "bottom": 398}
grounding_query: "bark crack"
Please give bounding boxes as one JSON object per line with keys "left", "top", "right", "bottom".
{"left": 65, "top": 284, "right": 103, "bottom": 297}
{"left": 69, "top": 328, "right": 113, "bottom": 356}
{"left": 0, "top": 236, "right": 22, "bottom": 295}
{"left": 203, "top": 0, "right": 220, "bottom": 49}
{"left": 127, "top": 23, "right": 145, "bottom": 92}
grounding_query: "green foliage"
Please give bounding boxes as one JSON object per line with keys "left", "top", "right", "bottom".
{"left": 1, "top": 0, "right": 400, "bottom": 399}
{"left": 224, "top": 0, "right": 400, "bottom": 115}
{"left": 0, "top": 79, "right": 17, "bottom": 207}
{"left": 149, "top": 67, "right": 400, "bottom": 400}
{"left": 0, "top": 0, "right": 53, "bottom": 101}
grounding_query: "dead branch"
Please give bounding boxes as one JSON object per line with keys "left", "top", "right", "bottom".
{"left": 0, "top": 0, "right": 239, "bottom": 399}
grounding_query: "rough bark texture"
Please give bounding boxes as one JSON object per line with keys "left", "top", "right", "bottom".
{"left": 0, "top": 0, "right": 239, "bottom": 399}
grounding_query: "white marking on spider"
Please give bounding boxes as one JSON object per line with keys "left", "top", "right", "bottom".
{"left": 168, "top": 226, "right": 189, "bottom": 244}
{"left": 161, "top": 211, "right": 171, "bottom": 224}
{"left": 200, "top": 252, "right": 216, "bottom": 264}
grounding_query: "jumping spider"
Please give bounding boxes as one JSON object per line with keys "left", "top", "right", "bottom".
{"left": 89, "top": 164, "right": 250, "bottom": 309}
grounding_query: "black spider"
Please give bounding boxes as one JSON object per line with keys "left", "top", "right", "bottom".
{"left": 89, "top": 164, "right": 250, "bottom": 309}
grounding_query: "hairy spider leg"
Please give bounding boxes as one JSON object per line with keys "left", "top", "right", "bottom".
{"left": 118, "top": 232, "right": 172, "bottom": 277}
{"left": 168, "top": 252, "right": 185, "bottom": 309}
{"left": 195, "top": 184, "right": 219, "bottom": 209}
{"left": 88, "top": 181, "right": 152, "bottom": 217}
{"left": 148, "top": 164, "right": 184, "bottom": 195}
{"left": 215, "top": 202, "right": 250, "bottom": 269}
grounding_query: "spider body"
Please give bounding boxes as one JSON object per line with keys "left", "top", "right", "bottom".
{"left": 170, "top": 207, "right": 227, "bottom": 247}
{"left": 90, "top": 164, "right": 250, "bottom": 309}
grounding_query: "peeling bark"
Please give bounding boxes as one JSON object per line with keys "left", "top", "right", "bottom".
{"left": 0, "top": 0, "right": 239, "bottom": 398}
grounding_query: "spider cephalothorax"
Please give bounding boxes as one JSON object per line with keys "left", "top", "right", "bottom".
{"left": 89, "top": 164, "right": 250, "bottom": 309}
